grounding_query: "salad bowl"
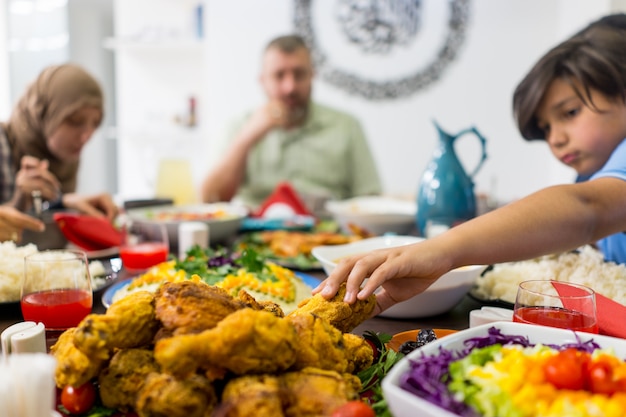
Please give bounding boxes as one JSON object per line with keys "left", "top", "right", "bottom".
{"left": 382, "top": 321, "right": 626, "bottom": 417}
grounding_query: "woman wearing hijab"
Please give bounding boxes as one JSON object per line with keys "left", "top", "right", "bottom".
{"left": 0, "top": 63, "right": 117, "bottom": 221}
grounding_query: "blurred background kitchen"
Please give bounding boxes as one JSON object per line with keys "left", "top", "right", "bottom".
{"left": 1, "top": 0, "right": 625, "bottom": 208}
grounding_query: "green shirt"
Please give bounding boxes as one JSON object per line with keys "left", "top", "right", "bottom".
{"left": 226, "top": 103, "right": 382, "bottom": 208}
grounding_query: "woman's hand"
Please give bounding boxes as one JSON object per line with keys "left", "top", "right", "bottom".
{"left": 312, "top": 240, "right": 452, "bottom": 316}
{"left": 0, "top": 205, "right": 45, "bottom": 243}
{"left": 61, "top": 193, "right": 119, "bottom": 221}
{"left": 11, "top": 156, "right": 61, "bottom": 210}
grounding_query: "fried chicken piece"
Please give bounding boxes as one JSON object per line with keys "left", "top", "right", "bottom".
{"left": 135, "top": 372, "right": 216, "bottom": 417}
{"left": 288, "top": 284, "right": 375, "bottom": 333}
{"left": 215, "top": 375, "right": 283, "bottom": 417}
{"left": 155, "top": 281, "right": 247, "bottom": 336}
{"left": 342, "top": 333, "right": 374, "bottom": 374}
{"left": 154, "top": 309, "right": 298, "bottom": 377}
{"left": 281, "top": 368, "right": 360, "bottom": 417}
{"left": 50, "top": 328, "right": 107, "bottom": 388}
{"left": 73, "top": 291, "right": 159, "bottom": 360}
{"left": 260, "top": 231, "right": 360, "bottom": 257}
{"left": 238, "top": 289, "right": 284, "bottom": 317}
{"left": 286, "top": 313, "right": 349, "bottom": 373}
{"left": 98, "top": 348, "right": 159, "bottom": 410}
{"left": 217, "top": 368, "right": 360, "bottom": 417}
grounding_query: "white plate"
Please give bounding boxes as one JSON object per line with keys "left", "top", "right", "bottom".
{"left": 382, "top": 321, "right": 626, "bottom": 417}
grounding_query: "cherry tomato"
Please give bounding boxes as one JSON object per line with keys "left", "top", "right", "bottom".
{"left": 587, "top": 361, "right": 617, "bottom": 395}
{"left": 61, "top": 382, "right": 96, "bottom": 415}
{"left": 331, "top": 401, "right": 375, "bottom": 417}
{"left": 543, "top": 348, "right": 587, "bottom": 390}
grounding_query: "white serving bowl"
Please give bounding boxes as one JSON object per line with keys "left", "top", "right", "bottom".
{"left": 312, "top": 235, "right": 424, "bottom": 275}
{"left": 382, "top": 322, "right": 626, "bottom": 417}
{"left": 325, "top": 196, "right": 417, "bottom": 236}
{"left": 311, "top": 235, "right": 486, "bottom": 318}
{"left": 126, "top": 202, "right": 249, "bottom": 246}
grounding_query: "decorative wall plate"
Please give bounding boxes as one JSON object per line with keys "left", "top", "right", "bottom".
{"left": 294, "top": 0, "right": 471, "bottom": 100}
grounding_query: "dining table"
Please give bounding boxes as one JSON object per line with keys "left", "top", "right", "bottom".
{"left": 0, "top": 262, "right": 485, "bottom": 346}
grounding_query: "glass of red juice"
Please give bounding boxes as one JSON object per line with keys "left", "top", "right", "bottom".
{"left": 119, "top": 220, "right": 169, "bottom": 271}
{"left": 21, "top": 250, "right": 93, "bottom": 332}
{"left": 513, "top": 280, "right": 598, "bottom": 334}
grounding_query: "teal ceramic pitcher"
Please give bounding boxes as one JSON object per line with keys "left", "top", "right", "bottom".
{"left": 416, "top": 121, "right": 488, "bottom": 236}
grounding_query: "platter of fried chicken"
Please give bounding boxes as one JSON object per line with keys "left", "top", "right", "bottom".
{"left": 51, "top": 280, "right": 377, "bottom": 416}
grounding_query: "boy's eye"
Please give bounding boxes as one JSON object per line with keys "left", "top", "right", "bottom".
{"left": 563, "top": 107, "right": 580, "bottom": 118}
{"left": 66, "top": 118, "right": 84, "bottom": 127}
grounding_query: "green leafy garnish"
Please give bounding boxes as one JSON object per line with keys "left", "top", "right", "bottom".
{"left": 234, "top": 232, "right": 322, "bottom": 269}
{"left": 238, "top": 248, "right": 265, "bottom": 273}
{"left": 58, "top": 404, "right": 118, "bottom": 417}
{"left": 358, "top": 331, "right": 405, "bottom": 417}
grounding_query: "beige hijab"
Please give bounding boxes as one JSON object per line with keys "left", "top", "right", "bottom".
{"left": 1, "top": 64, "right": 103, "bottom": 193}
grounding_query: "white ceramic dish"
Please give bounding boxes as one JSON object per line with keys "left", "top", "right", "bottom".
{"left": 383, "top": 321, "right": 626, "bottom": 417}
{"left": 378, "top": 263, "right": 487, "bottom": 318}
{"left": 126, "top": 203, "right": 249, "bottom": 245}
{"left": 311, "top": 235, "right": 424, "bottom": 275}
{"left": 311, "top": 236, "right": 486, "bottom": 318}
{"left": 325, "top": 196, "right": 417, "bottom": 236}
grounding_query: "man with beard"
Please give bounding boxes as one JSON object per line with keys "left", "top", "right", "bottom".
{"left": 201, "top": 35, "right": 381, "bottom": 211}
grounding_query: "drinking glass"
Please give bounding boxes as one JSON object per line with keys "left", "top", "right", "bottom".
{"left": 513, "top": 280, "right": 598, "bottom": 333}
{"left": 21, "top": 250, "right": 93, "bottom": 331}
{"left": 155, "top": 158, "right": 196, "bottom": 206}
{"left": 119, "top": 219, "right": 169, "bottom": 271}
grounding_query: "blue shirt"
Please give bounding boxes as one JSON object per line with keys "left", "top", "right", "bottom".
{"left": 589, "top": 138, "right": 626, "bottom": 264}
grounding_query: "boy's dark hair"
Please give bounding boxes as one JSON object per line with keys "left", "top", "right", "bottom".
{"left": 576, "top": 13, "right": 626, "bottom": 35}
{"left": 513, "top": 20, "right": 626, "bottom": 140}
{"left": 265, "top": 35, "right": 309, "bottom": 54}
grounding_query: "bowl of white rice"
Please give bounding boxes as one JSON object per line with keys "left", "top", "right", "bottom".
{"left": 472, "top": 245, "right": 626, "bottom": 306}
{"left": 0, "top": 241, "right": 116, "bottom": 304}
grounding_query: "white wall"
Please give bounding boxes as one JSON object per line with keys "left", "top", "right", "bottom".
{"left": 1, "top": 0, "right": 624, "bottom": 205}
{"left": 0, "top": 1, "right": 9, "bottom": 119}
{"left": 0, "top": 0, "right": 115, "bottom": 196}
{"left": 204, "top": 0, "right": 619, "bottom": 204}
{"left": 68, "top": 0, "right": 116, "bottom": 195}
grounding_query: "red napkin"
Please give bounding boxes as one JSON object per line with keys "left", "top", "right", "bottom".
{"left": 53, "top": 213, "right": 123, "bottom": 251}
{"left": 252, "top": 182, "right": 313, "bottom": 218}
{"left": 552, "top": 281, "right": 626, "bottom": 339}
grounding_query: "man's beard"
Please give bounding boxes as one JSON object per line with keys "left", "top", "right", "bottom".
{"left": 285, "top": 98, "right": 309, "bottom": 127}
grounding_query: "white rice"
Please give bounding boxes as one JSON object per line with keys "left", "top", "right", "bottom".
{"left": 473, "top": 245, "right": 626, "bottom": 305}
{"left": 0, "top": 241, "right": 108, "bottom": 302}
{"left": 0, "top": 242, "right": 39, "bottom": 302}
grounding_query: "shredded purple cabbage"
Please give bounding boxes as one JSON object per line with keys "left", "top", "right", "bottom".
{"left": 400, "top": 347, "right": 477, "bottom": 416}
{"left": 461, "top": 327, "right": 532, "bottom": 354}
{"left": 399, "top": 326, "right": 601, "bottom": 416}
{"left": 206, "top": 255, "right": 236, "bottom": 267}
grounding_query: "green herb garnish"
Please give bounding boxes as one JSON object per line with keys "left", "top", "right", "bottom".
{"left": 358, "top": 331, "right": 405, "bottom": 417}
